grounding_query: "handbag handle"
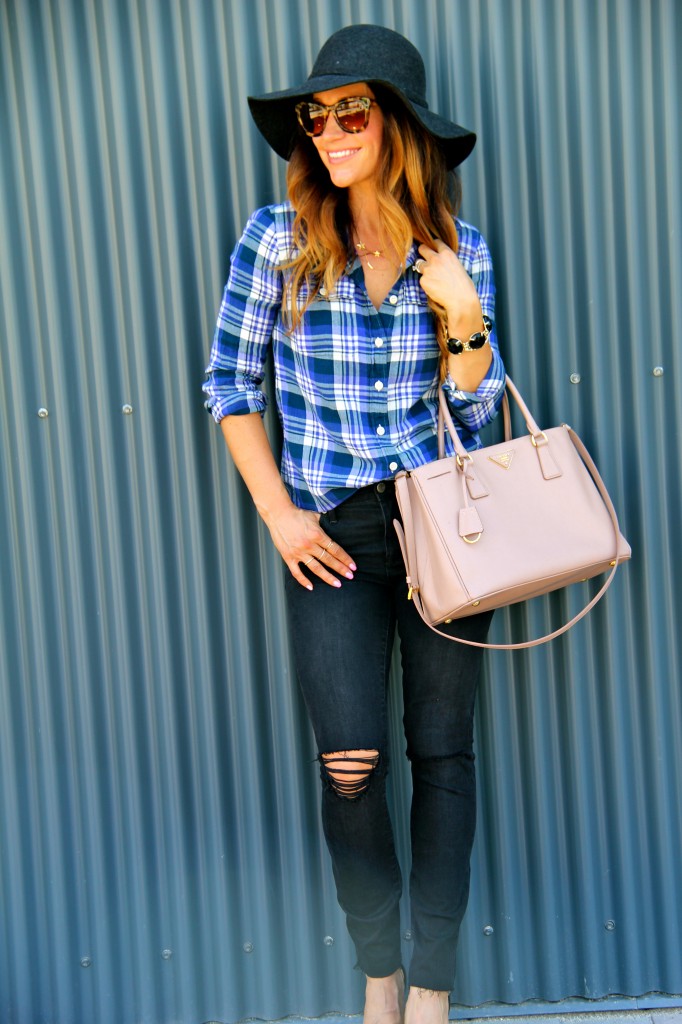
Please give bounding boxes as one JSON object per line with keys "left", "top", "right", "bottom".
{"left": 397, "top": 379, "right": 628, "bottom": 650}
{"left": 438, "top": 377, "right": 530, "bottom": 460}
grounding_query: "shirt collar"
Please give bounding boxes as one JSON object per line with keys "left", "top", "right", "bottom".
{"left": 405, "top": 241, "right": 420, "bottom": 270}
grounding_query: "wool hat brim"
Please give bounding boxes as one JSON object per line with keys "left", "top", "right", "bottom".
{"left": 248, "top": 76, "right": 476, "bottom": 170}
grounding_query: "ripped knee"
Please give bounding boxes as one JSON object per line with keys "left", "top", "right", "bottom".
{"left": 320, "top": 749, "right": 380, "bottom": 799}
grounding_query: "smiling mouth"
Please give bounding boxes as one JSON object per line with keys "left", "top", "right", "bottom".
{"left": 326, "top": 149, "right": 360, "bottom": 162}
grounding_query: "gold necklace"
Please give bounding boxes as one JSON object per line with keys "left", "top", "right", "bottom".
{"left": 354, "top": 239, "right": 387, "bottom": 271}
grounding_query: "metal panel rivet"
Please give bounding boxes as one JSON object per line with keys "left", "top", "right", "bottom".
{"left": 653, "top": 366, "right": 664, "bottom": 377}
{"left": 38, "top": 407, "right": 49, "bottom": 418}
{"left": 403, "top": 931, "right": 412, "bottom": 941}
{"left": 243, "top": 941, "right": 254, "bottom": 953}
{"left": 80, "top": 956, "right": 92, "bottom": 968}
{"left": 323, "top": 935, "right": 334, "bottom": 946}
{"left": 483, "top": 925, "right": 494, "bottom": 936}
{"left": 122, "top": 404, "right": 133, "bottom": 415}
{"left": 570, "top": 373, "right": 582, "bottom": 384}
{"left": 605, "top": 919, "right": 616, "bottom": 931}
{"left": 161, "top": 949, "right": 173, "bottom": 960}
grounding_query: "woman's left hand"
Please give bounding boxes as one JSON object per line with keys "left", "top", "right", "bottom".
{"left": 415, "top": 239, "right": 482, "bottom": 335}
{"left": 416, "top": 239, "right": 493, "bottom": 392}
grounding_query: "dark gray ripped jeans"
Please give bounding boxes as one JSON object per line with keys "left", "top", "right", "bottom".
{"left": 284, "top": 480, "right": 492, "bottom": 991}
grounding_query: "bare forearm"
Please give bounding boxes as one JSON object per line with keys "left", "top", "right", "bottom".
{"left": 220, "top": 413, "right": 293, "bottom": 523}
{"left": 445, "top": 345, "right": 493, "bottom": 392}
{"left": 219, "top": 412, "right": 356, "bottom": 588}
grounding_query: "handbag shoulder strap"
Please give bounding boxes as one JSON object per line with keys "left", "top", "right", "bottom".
{"left": 394, "top": 425, "right": 626, "bottom": 650}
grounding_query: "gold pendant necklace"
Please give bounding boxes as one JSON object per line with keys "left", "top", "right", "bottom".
{"left": 355, "top": 239, "right": 386, "bottom": 271}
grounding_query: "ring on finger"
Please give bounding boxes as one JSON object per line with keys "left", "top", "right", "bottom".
{"left": 304, "top": 556, "right": 314, "bottom": 566}
{"left": 414, "top": 258, "right": 427, "bottom": 274}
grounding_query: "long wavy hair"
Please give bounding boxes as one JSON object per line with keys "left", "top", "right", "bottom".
{"left": 283, "top": 84, "right": 462, "bottom": 355}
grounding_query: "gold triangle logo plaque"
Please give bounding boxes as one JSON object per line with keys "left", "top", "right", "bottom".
{"left": 489, "top": 450, "right": 515, "bottom": 470}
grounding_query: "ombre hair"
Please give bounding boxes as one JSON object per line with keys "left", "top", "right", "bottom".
{"left": 283, "top": 85, "right": 462, "bottom": 349}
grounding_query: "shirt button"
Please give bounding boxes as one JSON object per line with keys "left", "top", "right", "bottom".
{"left": 374, "top": 381, "right": 384, "bottom": 391}
{"left": 376, "top": 425, "right": 385, "bottom": 436}
{"left": 389, "top": 461, "right": 399, "bottom": 472}
{"left": 389, "top": 295, "right": 398, "bottom": 305}
{"left": 374, "top": 338, "right": 384, "bottom": 347}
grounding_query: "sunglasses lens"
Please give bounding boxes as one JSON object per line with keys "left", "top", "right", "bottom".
{"left": 297, "top": 103, "right": 327, "bottom": 136}
{"left": 296, "top": 99, "right": 372, "bottom": 137}
{"left": 336, "top": 100, "right": 369, "bottom": 132}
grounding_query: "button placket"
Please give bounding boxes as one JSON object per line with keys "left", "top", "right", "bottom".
{"left": 368, "top": 282, "right": 402, "bottom": 466}
{"left": 369, "top": 322, "right": 389, "bottom": 438}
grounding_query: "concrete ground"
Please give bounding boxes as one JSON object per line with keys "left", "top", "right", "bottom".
{"left": 455, "top": 1010, "right": 682, "bottom": 1024}
{"left": 277, "top": 1002, "right": 682, "bottom": 1024}
{"left": 303, "top": 1007, "right": 682, "bottom": 1024}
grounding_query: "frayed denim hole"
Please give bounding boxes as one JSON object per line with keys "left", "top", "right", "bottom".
{"left": 318, "top": 750, "right": 381, "bottom": 800}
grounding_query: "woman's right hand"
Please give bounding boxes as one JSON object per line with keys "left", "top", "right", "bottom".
{"left": 219, "top": 413, "right": 355, "bottom": 589}
{"left": 264, "top": 504, "right": 356, "bottom": 590}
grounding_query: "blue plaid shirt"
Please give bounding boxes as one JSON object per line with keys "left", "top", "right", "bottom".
{"left": 204, "top": 202, "right": 506, "bottom": 511}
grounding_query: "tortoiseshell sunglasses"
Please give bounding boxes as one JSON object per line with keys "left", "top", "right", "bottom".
{"left": 295, "top": 96, "right": 376, "bottom": 137}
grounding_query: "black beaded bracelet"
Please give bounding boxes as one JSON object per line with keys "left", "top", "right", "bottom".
{"left": 446, "top": 315, "right": 493, "bottom": 355}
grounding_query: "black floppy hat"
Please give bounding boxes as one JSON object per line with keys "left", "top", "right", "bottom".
{"left": 247, "top": 24, "right": 476, "bottom": 170}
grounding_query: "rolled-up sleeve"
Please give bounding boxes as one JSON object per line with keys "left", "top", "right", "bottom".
{"left": 203, "top": 207, "right": 283, "bottom": 422}
{"left": 442, "top": 226, "right": 506, "bottom": 434}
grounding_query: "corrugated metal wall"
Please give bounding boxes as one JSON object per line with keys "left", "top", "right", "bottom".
{"left": 1, "top": 1, "right": 680, "bottom": 1022}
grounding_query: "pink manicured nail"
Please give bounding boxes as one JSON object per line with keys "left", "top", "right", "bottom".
{"left": 349, "top": 562, "right": 357, "bottom": 571}
{"left": 333, "top": 580, "right": 342, "bottom": 588}
{"left": 345, "top": 572, "right": 354, "bottom": 580}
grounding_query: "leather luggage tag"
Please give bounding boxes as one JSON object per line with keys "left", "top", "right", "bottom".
{"left": 459, "top": 505, "right": 484, "bottom": 540}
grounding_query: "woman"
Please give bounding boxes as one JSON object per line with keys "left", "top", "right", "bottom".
{"left": 204, "top": 24, "right": 506, "bottom": 1024}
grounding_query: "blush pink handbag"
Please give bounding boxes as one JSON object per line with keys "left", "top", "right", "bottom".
{"left": 393, "top": 377, "right": 631, "bottom": 650}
